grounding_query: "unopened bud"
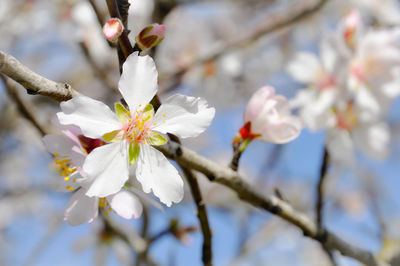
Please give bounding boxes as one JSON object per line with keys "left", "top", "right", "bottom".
{"left": 103, "top": 18, "right": 124, "bottom": 42}
{"left": 136, "top": 23, "right": 166, "bottom": 50}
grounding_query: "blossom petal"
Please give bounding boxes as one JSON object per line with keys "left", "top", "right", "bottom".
{"left": 64, "top": 188, "right": 98, "bottom": 226}
{"left": 57, "top": 96, "right": 121, "bottom": 139}
{"left": 118, "top": 52, "right": 158, "bottom": 111}
{"left": 353, "top": 123, "right": 390, "bottom": 161}
{"left": 287, "top": 52, "right": 321, "bottom": 84}
{"left": 244, "top": 86, "right": 275, "bottom": 122}
{"left": 326, "top": 129, "right": 354, "bottom": 164}
{"left": 83, "top": 142, "right": 129, "bottom": 197}
{"left": 259, "top": 116, "right": 303, "bottom": 144}
{"left": 152, "top": 94, "right": 215, "bottom": 138}
{"left": 136, "top": 144, "right": 183, "bottom": 206}
{"left": 109, "top": 190, "right": 143, "bottom": 219}
{"left": 43, "top": 134, "right": 75, "bottom": 157}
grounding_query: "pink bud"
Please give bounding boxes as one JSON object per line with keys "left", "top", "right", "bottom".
{"left": 136, "top": 23, "right": 166, "bottom": 50}
{"left": 343, "top": 9, "right": 361, "bottom": 48}
{"left": 103, "top": 18, "right": 124, "bottom": 42}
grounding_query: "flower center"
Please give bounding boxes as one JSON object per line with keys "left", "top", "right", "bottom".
{"left": 124, "top": 108, "right": 153, "bottom": 144}
{"left": 99, "top": 197, "right": 113, "bottom": 215}
{"left": 54, "top": 153, "right": 77, "bottom": 191}
{"left": 335, "top": 101, "right": 358, "bottom": 131}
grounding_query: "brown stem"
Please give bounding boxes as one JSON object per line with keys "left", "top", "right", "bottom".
{"left": 180, "top": 165, "right": 213, "bottom": 266}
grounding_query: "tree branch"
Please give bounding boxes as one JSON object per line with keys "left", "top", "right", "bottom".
{"left": 0, "top": 51, "right": 80, "bottom": 101}
{"left": 155, "top": 142, "right": 388, "bottom": 266}
{"left": 180, "top": 165, "right": 213, "bottom": 266}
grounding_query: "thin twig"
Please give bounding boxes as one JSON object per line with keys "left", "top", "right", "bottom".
{"left": 0, "top": 51, "right": 80, "bottom": 101}
{"left": 79, "top": 42, "right": 118, "bottom": 92}
{"left": 155, "top": 142, "right": 388, "bottom": 266}
{"left": 316, "top": 147, "right": 329, "bottom": 227}
{"left": 315, "top": 148, "right": 337, "bottom": 266}
{"left": 180, "top": 164, "right": 213, "bottom": 266}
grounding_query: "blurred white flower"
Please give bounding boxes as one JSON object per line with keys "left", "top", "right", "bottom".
{"left": 349, "top": 28, "right": 400, "bottom": 120}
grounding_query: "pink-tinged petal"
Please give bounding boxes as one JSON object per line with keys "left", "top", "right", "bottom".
{"left": 136, "top": 144, "right": 183, "bottom": 207}
{"left": 259, "top": 116, "right": 303, "bottom": 144}
{"left": 43, "top": 134, "right": 75, "bottom": 156}
{"left": 287, "top": 52, "right": 321, "bottom": 84}
{"left": 118, "top": 53, "right": 158, "bottom": 111}
{"left": 244, "top": 86, "right": 275, "bottom": 122}
{"left": 108, "top": 190, "right": 143, "bottom": 219}
{"left": 152, "top": 94, "right": 215, "bottom": 138}
{"left": 83, "top": 142, "right": 129, "bottom": 198}
{"left": 64, "top": 188, "right": 98, "bottom": 226}
{"left": 57, "top": 96, "right": 121, "bottom": 139}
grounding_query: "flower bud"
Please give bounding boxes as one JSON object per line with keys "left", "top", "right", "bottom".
{"left": 103, "top": 18, "right": 124, "bottom": 42}
{"left": 136, "top": 23, "right": 166, "bottom": 50}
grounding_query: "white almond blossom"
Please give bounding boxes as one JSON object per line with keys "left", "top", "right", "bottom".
{"left": 57, "top": 52, "right": 215, "bottom": 206}
{"left": 288, "top": 37, "right": 345, "bottom": 130}
{"left": 326, "top": 101, "right": 390, "bottom": 163}
{"left": 43, "top": 123, "right": 143, "bottom": 226}
{"left": 348, "top": 28, "right": 400, "bottom": 121}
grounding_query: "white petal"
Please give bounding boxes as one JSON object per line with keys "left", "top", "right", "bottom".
{"left": 326, "top": 129, "right": 354, "bottom": 164}
{"left": 57, "top": 96, "right": 121, "bottom": 139}
{"left": 152, "top": 94, "right": 215, "bottom": 138}
{"left": 64, "top": 188, "right": 98, "bottom": 226}
{"left": 43, "top": 134, "right": 75, "bottom": 156}
{"left": 136, "top": 144, "right": 183, "bottom": 207}
{"left": 355, "top": 86, "right": 381, "bottom": 122}
{"left": 320, "top": 38, "right": 337, "bottom": 72}
{"left": 108, "top": 190, "right": 143, "bottom": 219}
{"left": 287, "top": 52, "right": 321, "bottom": 84}
{"left": 83, "top": 142, "right": 129, "bottom": 197}
{"left": 118, "top": 52, "right": 158, "bottom": 111}
{"left": 353, "top": 123, "right": 390, "bottom": 160}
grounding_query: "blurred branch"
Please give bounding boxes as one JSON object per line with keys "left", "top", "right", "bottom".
{"left": 0, "top": 51, "right": 80, "bottom": 101}
{"left": 1, "top": 75, "right": 49, "bottom": 136}
{"left": 180, "top": 165, "right": 213, "bottom": 266}
{"left": 156, "top": 141, "right": 388, "bottom": 266}
{"left": 315, "top": 148, "right": 336, "bottom": 265}
{"left": 88, "top": 0, "right": 107, "bottom": 27}
{"left": 79, "top": 42, "right": 118, "bottom": 92}
{"left": 159, "top": 0, "right": 329, "bottom": 91}
{"left": 316, "top": 147, "right": 329, "bottom": 227}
